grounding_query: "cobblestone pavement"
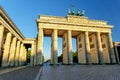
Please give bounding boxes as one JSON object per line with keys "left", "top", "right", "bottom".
{"left": 0, "top": 66, "right": 41, "bottom": 80}
{"left": 41, "top": 65, "right": 120, "bottom": 80}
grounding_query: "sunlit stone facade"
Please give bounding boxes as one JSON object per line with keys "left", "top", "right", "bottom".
{"left": 36, "top": 15, "right": 116, "bottom": 65}
{"left": 0, "top": 7, "right": 37, "bottom": 67}
{"left": 0, "top": 6, "right": 119, "bottom": 67}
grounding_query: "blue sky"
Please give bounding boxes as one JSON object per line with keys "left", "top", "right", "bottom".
{"left": 1, "top": 0, "right": 120, "bottom": 60}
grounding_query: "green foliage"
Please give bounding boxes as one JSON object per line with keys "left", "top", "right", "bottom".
{"left": 58, "top": 51, "right": 78, "bottom": 63}
{"left": 58, "top": 54, "right": 63, "bottom": 63}
{"left": 45, "top": 51, "right": 78, "bottom": 63}
{"left": 72, "top": 51, "right": 77, "bottom": 56}
{"left": 45, "top": 59, "right": 51, "bottom": 63}
{"left": 27, "top": 50, "right": 31, "bottom": 59}
{"left": 72, "top": 51, "right": 78, "bottom": 63}
{"left": 42, "top": 55, "right": 45, "bottom": 62}
{"left": 27, "top": 50, "right": 31, "bottom": 63}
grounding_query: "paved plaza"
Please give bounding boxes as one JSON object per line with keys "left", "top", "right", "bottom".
{"left": 41, "top": 65, "right": 120, "bottom": 80}
{"left": 0, "top": 65, "right": 120, "bottom": 80}
{"left": 0, "top": 66, "right": 41, "bottom": 80}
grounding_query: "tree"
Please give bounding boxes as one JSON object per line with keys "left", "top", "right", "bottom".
{"left": 42, "top": 55, "right": 45, "bottom": 62}
{"left": 27, "top": 50, "right": 31, "bottom": 63}
{"left": 58, "top": 51, "right": 78, "bottom": 63}
{"left": 58, "top": 54, "right": 63, "bottom": 63}
{"left": 72, "top": 51, "right": 78, "bottom": 63}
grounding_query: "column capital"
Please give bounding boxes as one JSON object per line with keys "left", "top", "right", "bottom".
{"left": 85, "top": 31, "right": 89, "bottom": 35}
{"left": 38, "top": 28, "right": 43, "bottom": 30}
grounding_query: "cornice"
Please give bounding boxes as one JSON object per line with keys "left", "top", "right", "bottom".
{"left": 37, "top": 14, "right": 113, "bottom": 29}
{"left": 0, "top": 6, "right": 25, "bottom": 40}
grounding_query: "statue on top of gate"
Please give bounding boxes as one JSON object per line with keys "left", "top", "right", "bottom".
{"left": 68, "top": 5, "right": 85, "bottom": 16}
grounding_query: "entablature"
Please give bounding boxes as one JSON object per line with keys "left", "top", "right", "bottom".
{"left": 37, "top": 15, "right": 113, "bottom": 30}
{"left": 0, "top": 6, "right": 25, "bottom": 41}
{"left": 37, "top": 22, "right": 112, "bottom": 33}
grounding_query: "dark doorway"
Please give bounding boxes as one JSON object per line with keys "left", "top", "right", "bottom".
{"left": 27, "top": 48, "right": 31, "bottom": 64}
{"left": 117, "top": 46, "right": 120, "bottom": 62}
{"left": 0, "top": 48, "right": 3, "bottom": 66}
{"left": 24, "top": 44, "right": 31, "bottom": 65}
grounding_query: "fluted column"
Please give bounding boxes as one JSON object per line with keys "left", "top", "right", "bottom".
{"left": 89, "top": 33, "right": 99, "bottom": 64}
{"left": 108, "top": 33, "right": 116, "bottom": 63}
{"left": 30, "top": 43, "right": 36, "bottom": 66}
{"left": 85, "top": 31, "right": 91, "bottom": 64}
{"left": 22, "top": 46, "right": 26, "bottom": 65}
{"left": 51, "top": 29, "right": 58, "bottom": 65}
{"left": 24, "top": 48, "right": 27, "bottom": 64}
{"left": 113, "top": 42, "right": 119, "bottom": 63}
{"left": 33, "top": 43, "right": 37, "bottom": 66}
{"left": 62, "top": 32, "right": 68, "bottom": 64}
{"left": 19, "top": 43, "right": 23, "bottom": 66}
{"left": 67, "top": 30, "right": 73, "bottom": 64}
{"left": 15, "top": 41, "right": 21, "bottom": 66}
{"left": 0, "top": 25, "right": 4, "bottom": 58}
{"left": 8, "top": 37, "right": 17, "bottom": 66}
{"left": 77, "top": 33, "right": 86, "bottom": 64}
{"left": 2, "top": 32, "right": 12, "bottom": 67}
{"left": 37, "top": 28, "right": 43, "bottom": 65}
{"left": 101, "top": 34, "right": 110, "bottom": 63}
{"left": 96, "top": 32, "right": 104, "bottom": 64}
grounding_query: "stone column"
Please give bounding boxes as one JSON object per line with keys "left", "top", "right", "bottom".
{"left": 96, "top": 32, "right": 104, "bottom": 64}
{"left": 67, "top": 30, "right": 73, "bottom": 64}
{"left": 62, "top": 32, "right": 68, "bottom": 64}
{"left": 8, "top": 37, "right": 17, "bottom": 66}
{"left": 77, "top": 33, "right": 86, "bottom": 64}
{"left": 24, "top": 48, "right": 27, "bottom": 64}
{"left": 0, "top": 25, "right": 4, "bottom": 58}
{"left": 15, "top": 41, "right": 21, "bottom": 66}
{"left": 30, "top": 43, "right": 37, "bottom": 66}
{"left": 19, "top": 43, "right": 23, "bottom": 66}
{"left": 37, "top": 28, "right": 43, "bottom": 65}
{"left": 51, "top": 29, "right": 58, "bottom": 65}
{"left": 33, "top": 43, "right": 37, "bottom": 66}
{"left": 23, "top": 46, "right": 27, "bottom": 65}
{"left": 85, "top": 31, "right": 91, "bottom": 64}
{"left": 89, "top": 33, "right": 99, "bottom": 64}
{"left": 30, "top": 44, "right": 34, "bottom": 66}
{"left": 101, "top": 34, "right": 110, "bottom": 63}
{"left": 108, "top": 33, "right": 116, "bottom": 63}
{"left": 113, "top": 42, "right": 119, "bottom": 63}
{"left": 2, "top": 32, "right": 12, "bottom": 67}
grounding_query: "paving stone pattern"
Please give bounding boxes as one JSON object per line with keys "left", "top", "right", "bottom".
{"left": 0, "top": 66, "right": 41, "bottom": 80}
{"left": 41, "top": 65, "right": 120, "bottom": 80}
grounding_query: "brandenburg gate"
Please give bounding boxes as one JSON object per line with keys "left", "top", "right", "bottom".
{"left": 0, "top": 6, "right": 119, "bottom": 68}
{"left": 36, "top": 15, "right": 116, "bottom": 65}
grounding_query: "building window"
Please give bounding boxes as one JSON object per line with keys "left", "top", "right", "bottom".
{"left": 90, "top": 44, "right": 94, "bottom": 48}
{"left": 79, "top": 37, "right": 81, "bottom": 42}
{"left": 102, "top": 44, "right": 106, "bottom": 48}
{"left": 79, "top": 44, "right": 82, "bottom": 48}
{"left": 89, "top": 38, "right": 92, "bottom": 42}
